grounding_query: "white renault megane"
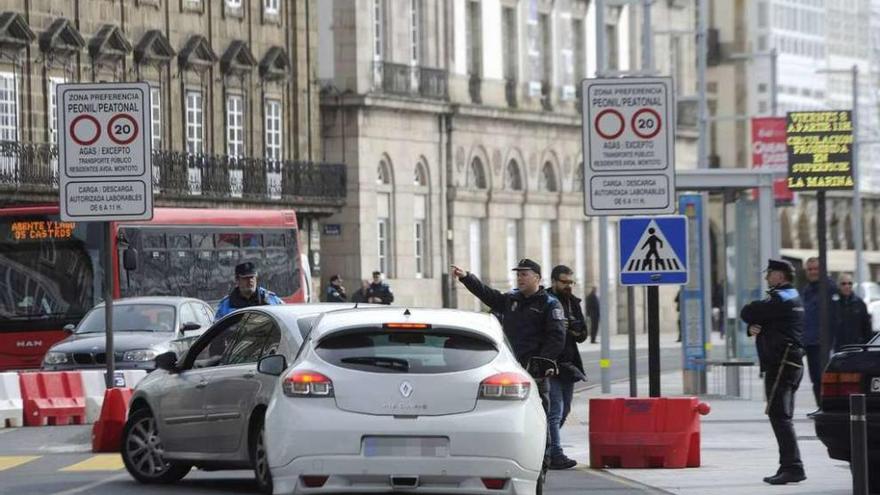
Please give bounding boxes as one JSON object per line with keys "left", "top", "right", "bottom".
{"left": 259, "top": 307, "right": 547, "bottom": 494}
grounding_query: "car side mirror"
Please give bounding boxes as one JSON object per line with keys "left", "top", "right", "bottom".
{"left": 155, "top": 351, "right": 178, "bottom": 372}
{"left": 180, "top": 322, "right": 202, "bottom": 333}
{"left": 123, "top": 247, "right": 138, "bottom": 271}
{"left": 257, "top": 354, "right": 287, "bottom": 376}
{"left": 63, "top": 323, "right": 75, "bottom": 335}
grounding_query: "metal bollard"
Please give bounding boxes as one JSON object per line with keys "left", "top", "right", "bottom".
{"left": 850, "top": 394, "right": 869, "bottom": 495}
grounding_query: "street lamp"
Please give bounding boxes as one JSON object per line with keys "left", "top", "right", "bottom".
{"left": 815, "top": 65, "right": 865, "bottom": 290}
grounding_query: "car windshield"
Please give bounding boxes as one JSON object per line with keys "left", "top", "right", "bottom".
{"left": 76, "top": 304, "right": 176, "bottom": 334}
{"left": 316, "top": 328, "right": 498, "bottom": 374}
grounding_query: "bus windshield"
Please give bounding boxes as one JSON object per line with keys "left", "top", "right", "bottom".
{"left": 0, "top": 215, "right": 104, "bottom": 326}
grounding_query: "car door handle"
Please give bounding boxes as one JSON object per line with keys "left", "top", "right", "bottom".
{"left": 243, "top": 370, "right": 256, "bottom": 379}
{"left": 196, "top": 380, "right": 208, "bottom": 389}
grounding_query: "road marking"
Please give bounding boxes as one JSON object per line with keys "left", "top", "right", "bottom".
{"left": 0, "top": 455, "right": 40, "bottom": 471}
{"left": 48, "top": 473, "right": 128, "bottom": 495}
{"left": 60, "top": 454, "right": 124, "bottom": 472}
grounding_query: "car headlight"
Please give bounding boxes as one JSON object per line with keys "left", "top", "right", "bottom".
{"left": 43, "top": 351, "right": 68, "bottom": 365}
{"left": 122, "top": 349, "right": 159, "bottom": 362}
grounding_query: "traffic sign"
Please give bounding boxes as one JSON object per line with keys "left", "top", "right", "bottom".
{"left": 58, "top": 82, "right": 153, "bottom": 222}
{"left": 618, "top": 216, "right": 688, "bottom": 285}
{"left": 582, "top": 77, "right": 675, "bottom": 216}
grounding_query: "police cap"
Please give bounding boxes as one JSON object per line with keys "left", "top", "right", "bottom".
{"left": 765, "top": 258, "right": 795, "bottom": 275}
{"left": 512, "top": 258, "right": 541, "bottom": 276}
{"left": 235, "top": 261, "right": 258, "bottom": 278}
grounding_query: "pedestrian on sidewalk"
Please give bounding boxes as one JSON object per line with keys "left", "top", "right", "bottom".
{"left": 214, "top": 261, "right": 284, "bottom": 320}
{"left": 451, "top": 259, "right": 566, "bottom": 475}
{"left": 740, "top": 258, "right": 807, "bottom": 486}
{"left": 801, "top": 256, "right": 836, "bottom": 408}
{"left": 831, "top": 273, "right": 873, "bottom": 351}
{"left": 366, "top": 271, "right": 394, "bottom": 304}
{"left": 547, "top": 265, "right": 588, "bottom": 470}
{"left": 324, "top": 274, "right": 347, "bottom": 302}
{"left": 351, "top": 279, "right": 371, "bottom": 303}
{"left": 585, "top": 286, "right": 600, "bottom": 343}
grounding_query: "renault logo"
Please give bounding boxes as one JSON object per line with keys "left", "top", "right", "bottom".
{"left": 399, "top": 381, "right": 413, "bottom": 398}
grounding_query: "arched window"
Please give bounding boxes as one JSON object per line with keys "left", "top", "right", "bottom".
{"left": 377, "top": 157, "right": 394, "bottom": 276}
{"left": 468, "top": 157, "right": 487, "bottom": 189}
{"left": 414, "top": 161, "right": 428, "bottom": 186}
{"left": 505, "top": 160, "right": 523, "bottom": 191}
{"left": 414, "top": 160, "right": 429, "bottom": 277}
{"left": 377, "top": 159, "right": 392, "bottom": 185}
{"left": 541, "top": 162, "right": 557, "bottom": 192}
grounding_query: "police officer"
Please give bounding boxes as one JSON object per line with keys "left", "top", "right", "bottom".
{"left": 325, "top": 274, "right": 347, "bottom": 302}
{"left": 215, "top": 261, "right": 284, "bottom": 320}
{"left": 366, "top": 271, "right": 394, "bottom": 304}
{"left": 451, "top": 259, "right": 566, "bottom": 475}
{"left": 740, "top": 258, "right": 806, "bottom": 485}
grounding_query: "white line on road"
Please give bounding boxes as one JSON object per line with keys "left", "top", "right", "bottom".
{"left": 48, "top": 473, "right": 128, "bottom": 495}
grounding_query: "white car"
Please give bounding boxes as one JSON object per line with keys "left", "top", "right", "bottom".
{"left": 260, "top": 307, "right": 547, "bottom": 495}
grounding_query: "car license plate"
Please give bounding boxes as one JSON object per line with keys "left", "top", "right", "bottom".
{"left": 872, "top": 377, "right": 880, "bottom": 393}
{"left": 362, "top": 436, "right": 449, "bottom": 458}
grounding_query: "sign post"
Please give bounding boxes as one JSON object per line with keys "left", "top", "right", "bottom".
{"left": 786, "top": 110, "right": 854, "bottom": 376}
{"left": 58, "top": 82, "right": 153, "bottom": 388}
{"left": 618, "top": 216, "right": 688, "bottom": 397}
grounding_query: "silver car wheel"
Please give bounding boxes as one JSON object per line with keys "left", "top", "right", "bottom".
{"left": 125, "top": 414, "right": 170, "bottom": 477}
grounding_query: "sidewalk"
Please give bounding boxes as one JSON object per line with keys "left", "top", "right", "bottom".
{"left": 556, "top": 365, "right": 853, "bottom": 494}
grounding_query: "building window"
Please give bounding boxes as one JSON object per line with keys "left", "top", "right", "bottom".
{"left": 468, "top": 157, "right": 487, "bottom": 189}
{"left": 264, "top": 99, "right": 282, "bottom": 161}
{"left": 0, "top": 73, "right": 18, "bottom": 143}
{"left": 226, "top": 0, "right": 242, "bottom": 8}
{"left": 414, "top": 162, "right": 429, "bottom": 278}
{"left": 502, "top": 7, "right": 518, "bottom": 81}
{"left": 505, "top": 160, "right": 523, "bottom": 191}
{"left": 506, "top": 220, "right": 519, "bottom": 287}
{"left": 378, "top": 216, "right": 390, "bottom": 276}
{"left": 226, "top": 95, "right": 244, "bottom": 157}
{"left": 373, "top": 0, "right": 383, "bottom": 59}
{"left": 185, "top": 90, "right": 203, "bottom": 154}
{"left": 410, "top": 0, "right": 420, "bottom": 65}
{"left": 377, "top": 159, "right": 394, "bottom": 276}
{"left": 539, "top": 14, "right": 551, "bottom": 84}
{"left": 541, "top": 162, "right": 557, "bottom": 192}
{"left": 606, "top": 22, "right": 619, "bottom": 71}
{"left": 48, "top": 77, "right": 65, "bottom": 146}
{"left": 469, "top": 219, "right": 482, "bottom": 310}
{"left": 264, "top": 0, "right": 279, "bottom": 15}
{"left": 150, "top": 86, "right": 161, "bottom": 150}
{"left": 466, "top": 1, "right": 482, "bottom": 77}
{"left": 541, "top": 221, "right": 552, "bottom": 284}
{"left": 572, "top": 18, "right": 585, "bottom": 85}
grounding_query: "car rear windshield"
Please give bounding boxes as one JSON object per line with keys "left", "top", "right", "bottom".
{"left": 316, "top": 328, "right": 498, "bottom": 373}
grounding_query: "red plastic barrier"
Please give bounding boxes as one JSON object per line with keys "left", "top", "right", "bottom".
{"left": 92, "top": 388, "right": 133, "bottom": 452}
{"left": 19, "top": 372, "right": 86, "bottom": 427}
{"left": 589, "top": 397, "right": 711, "bottom": 469}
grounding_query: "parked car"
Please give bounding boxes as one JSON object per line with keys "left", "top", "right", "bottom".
{"left": 41, "top": 296, "right": 214, "bottom": 371}
{"left": 120, "top": 303, "right": 372, "bottom": 494}
{"left": 812, "top": 332, "right": 880, "bottom": 492}
{"left": 263, "top": 307, "right": 547, "bottom": 494}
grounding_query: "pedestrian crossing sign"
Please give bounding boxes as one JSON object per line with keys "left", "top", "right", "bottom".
{"left": 618, "top": 216, "right": 688, "bottom": 285}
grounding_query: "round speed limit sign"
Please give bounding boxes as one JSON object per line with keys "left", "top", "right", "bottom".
{"left": 107, "top": 113, "right": 139, "bottom": 145}
{"left": 631, "top": 108, "right": 662, "bottom": 139}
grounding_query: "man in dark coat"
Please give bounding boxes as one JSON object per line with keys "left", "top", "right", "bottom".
{"left": 832, "top": 273, "right": 873, "bottom": 351}
{"left": 585, "top": 287, "right": 600, "bottom": 343}
{"left": 740, "top": 258, "right": 806, "bottom": 485}
{"left": 800, "top": 256, "right": 836, "bottom": 406}
{"left": 546, "top": 265, "right": 588, "bottom": 470}
{"left": 451, "top": 258, "right": 566, "bottom": 475}
{"left": 366, "top": 271, "right": 394, "bottom": 304}
{"left": 324, "top": 274, "right": 347, "bottom": 302}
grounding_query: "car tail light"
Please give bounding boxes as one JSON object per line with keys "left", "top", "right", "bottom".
{"left": 821, "top": 372, "right": 863, "bottom": 397}
{"left": 301, "top": 475, "right": 329, "bottom": 488}
{"left": 482, "top": 478, "right": 508, "bottom": 489}
{"left": 283, "top": 370, "right": 334, "bottom": 397}
{"left": 479, "top": 372, "right": 530, "bottom": 400}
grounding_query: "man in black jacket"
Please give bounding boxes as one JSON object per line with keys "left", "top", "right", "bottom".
{"left": 832, "top": 273, "right": 873, "bottom": 351}
{"left": 366, "top": 271, "right": 394, "bottom": 304}
{"left": 546, "top": 265, "right": 588, "bottom": 470}
{"left": 740, "top": 258, "right": 806, "bottom": 485}
{"left": 324, "top": 274, "right": 347, "bottom": 302}
{"left": 451, "top": 258, "right": 566, "bottom": 474}
{"left": 585, "top": 287, "right": 600, "bottom": 343}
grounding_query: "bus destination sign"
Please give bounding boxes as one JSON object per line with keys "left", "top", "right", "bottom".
{"left": 58, "top": 82, "right": 153, "bottom": 222}
{"left": 10, "top": 220, "right": 76, "bottom": 241}
{"left": 786, "top": 110, "right": 854, "bottom": 191}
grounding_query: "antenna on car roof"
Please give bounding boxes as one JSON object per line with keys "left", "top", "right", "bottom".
{"left": 403, "top": 308, "right": 411, "bottom": 316}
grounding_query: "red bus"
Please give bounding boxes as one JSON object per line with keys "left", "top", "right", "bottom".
{"left": 0, "top": 205, "right": 308, "bottom": 370}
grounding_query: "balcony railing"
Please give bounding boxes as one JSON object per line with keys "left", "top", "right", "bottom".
{"left": 0, "top": 142, "right": 346, "bottom": 207}
{"left": 373, "top": 62, "right": 448, "bottom": 100}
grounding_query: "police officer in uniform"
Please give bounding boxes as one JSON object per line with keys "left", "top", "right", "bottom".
{"left": 214, "top": 262, "right": 284, "bottom": 320}
{"left": 740, "top": 259, "right": 806, "bottom": 485}
{"left": 451, "top": 259, "right": 566, "bottom": 477}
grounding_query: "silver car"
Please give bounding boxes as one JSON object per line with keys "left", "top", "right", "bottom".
{"left": 120, "top": 303, "right": 370, "bottom": 493}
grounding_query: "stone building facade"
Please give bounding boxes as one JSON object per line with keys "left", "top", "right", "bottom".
{"left": 319, "top": 0, "right": 699, "bottom": 330}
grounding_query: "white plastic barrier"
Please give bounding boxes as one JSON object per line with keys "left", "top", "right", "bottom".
{"left": 0, "top": 372, "right": 23, "bottom": 428}
{"left": 81, "top": 369, "right": 149, "bottom": 423}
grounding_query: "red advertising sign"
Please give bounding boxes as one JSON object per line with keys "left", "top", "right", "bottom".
{"left": 751, "top": 117, "right": 793, "bottom": 204}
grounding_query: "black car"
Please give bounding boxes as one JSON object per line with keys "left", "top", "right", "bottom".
{"left": 812, "top": 332, "right": 880, "bottom": 491}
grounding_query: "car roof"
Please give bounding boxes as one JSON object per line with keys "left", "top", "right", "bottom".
{"left": 92, "top": 296, "right": 207, "bottom": 307}
{"left": 308, "top": 307, "right": 504, "bottom": 342}
{"left": 256, "top": 302, "right": 385, "bottom": 319}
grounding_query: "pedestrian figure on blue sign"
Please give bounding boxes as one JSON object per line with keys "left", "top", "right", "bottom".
{"left": 641, "top": 228, "right": 663, "bottom": 270}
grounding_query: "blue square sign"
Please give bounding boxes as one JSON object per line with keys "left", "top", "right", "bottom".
{"left": 619, "top": 216, "right": 688, "bottom": 285}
